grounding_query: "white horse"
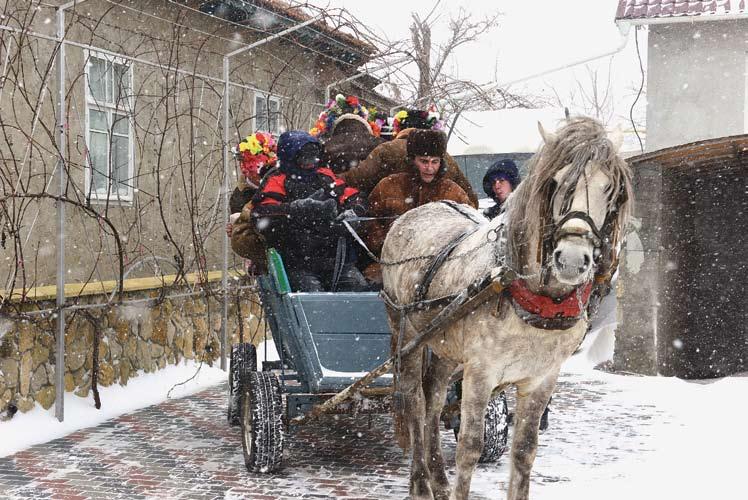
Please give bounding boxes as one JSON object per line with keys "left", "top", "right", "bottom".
{"left": 380, "top": 117, "right": 633, "bottom": 500}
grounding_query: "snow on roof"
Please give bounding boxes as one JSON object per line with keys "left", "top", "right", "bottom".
{"left": 448, "top": 108, "right": 566, "bottom": 156}
{"left": 616, "top": 0, "right": 748, "bottom": 23}
{"left": 448, "top": 108, "right": 645, "bottom": 157}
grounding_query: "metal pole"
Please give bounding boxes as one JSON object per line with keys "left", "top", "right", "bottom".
{"left": 54, "top": 4, "right": 67, "bottom": 424}
{"left": 221, "top": 57, "right": 230, "bottom": 371}
{"left": 324, "top": 57, "right": 409, "bottom": 104}
{"left": 53, "top": 0, "right": 81, "bottom": 423}
{"left": 219, "top": 14, "right": 322, "bottom": 372}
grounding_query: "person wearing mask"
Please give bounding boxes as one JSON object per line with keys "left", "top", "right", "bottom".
{"left": 251, "top": 131, "right": 369, "bottom": 292}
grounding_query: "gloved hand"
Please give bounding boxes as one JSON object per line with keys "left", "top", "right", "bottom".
{"left": 335, "top": 209, "right": 358, "bottom": 222}
{"left": 307, "top": 188, "right": 330, "bottom": 202}
{"left": 289, "top": 197, "right": 338, "bottom": 220}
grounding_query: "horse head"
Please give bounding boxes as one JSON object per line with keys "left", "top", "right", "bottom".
{"left": 506, "top": 118, "right": 633, "bottom": 290}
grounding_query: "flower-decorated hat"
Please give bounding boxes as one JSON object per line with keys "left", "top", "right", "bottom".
{"left": 392, "top": 105, "right": 444, "bottom": 135}
{"left": 237, "top": 131, "right": 277, "bottom": 182}
{"left": 310, "top": 94, "right": 381, "bottom": 137}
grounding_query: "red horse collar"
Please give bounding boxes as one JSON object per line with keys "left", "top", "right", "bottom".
{"left": 508, "top": 280, "right": 593, "bottom": 330}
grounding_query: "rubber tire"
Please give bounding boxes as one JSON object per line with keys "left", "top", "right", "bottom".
{"left": 454, "top": 391, "right": 509, "bottom": 463}
{"left": 228, "top": 343, "right": 257, "bottom": 426}
{"left": 241, "top": 371, "right": 284, "bottom": 473}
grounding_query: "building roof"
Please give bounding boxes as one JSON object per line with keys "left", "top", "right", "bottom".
{"left": 616, "top": 0, "right": 748, "bottom": 23}
{"left": 190, "top": 0, "right": 376, "bottom": 66}
{"left": 626, "top": 133, "right": 748, "bottom": 171}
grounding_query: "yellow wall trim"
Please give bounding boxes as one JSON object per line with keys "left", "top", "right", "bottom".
{"left": 1, "top": 270, "right": 242, "bottom": 302}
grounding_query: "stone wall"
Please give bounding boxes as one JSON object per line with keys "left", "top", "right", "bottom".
{"left": 0, "top": 282, "right": 264, "bottom": 416}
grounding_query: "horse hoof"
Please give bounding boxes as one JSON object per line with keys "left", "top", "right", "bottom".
{"left": 432, "top": 488, "right": 450, "bottom": 500}
{"left": 410, "top": 477, "right": 435, "bottom": 500}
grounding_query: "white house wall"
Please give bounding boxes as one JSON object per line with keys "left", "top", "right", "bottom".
{"left": 646, "top": 19, "right": 748, "bottom": 151}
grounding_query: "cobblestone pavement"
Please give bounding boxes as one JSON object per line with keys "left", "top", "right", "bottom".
{"left": 0, "top": 371, "right": 667, "bottom": 499}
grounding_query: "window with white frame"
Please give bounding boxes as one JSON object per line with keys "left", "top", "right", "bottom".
{"left": 85, "top": 52, "right": 133, "bottom": 201}
{"left": 254, "top": 93, "right": 281, "bottom": 134}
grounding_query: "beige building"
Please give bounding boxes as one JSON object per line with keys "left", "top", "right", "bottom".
{"left": 0, "top": 0, "right": 385, "bottom": 297}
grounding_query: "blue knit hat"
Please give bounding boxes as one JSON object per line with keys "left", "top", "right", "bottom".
{"left": 482, "top": 159, "right": 520, "bottom": 197}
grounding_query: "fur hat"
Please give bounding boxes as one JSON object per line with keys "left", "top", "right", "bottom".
{"left": 331, "top": 113, "right": 372, "bottom": 135}
{"left": 406, "top": 129, "right": 447, "bottom": 158}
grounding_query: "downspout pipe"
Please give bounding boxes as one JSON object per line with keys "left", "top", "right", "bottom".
{"left": 389, "top": 22, "right": 632, "bottom": 116}
{"left": 220, "top": 15, "right": 321, "bottom": 372}
{"left": 55, "top": 0, "right": 89, "bottom": 422}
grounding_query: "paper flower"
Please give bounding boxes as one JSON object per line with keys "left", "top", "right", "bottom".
{"left": 309, "top": 94, "right": 375, "bottom": 137}
{"left": 237, "top": 131, "right": 277, "bottom": 180}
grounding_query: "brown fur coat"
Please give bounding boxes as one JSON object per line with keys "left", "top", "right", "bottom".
{"left": 365, "top": 172, "right": 472, "bottom": 256}
{"left": 341, "top": 128, "right": 479, "bottom": 206}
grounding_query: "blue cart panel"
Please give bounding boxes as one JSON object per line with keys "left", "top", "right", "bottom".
{"left": 257, "top": 250, "right": 392, "bottom": 395}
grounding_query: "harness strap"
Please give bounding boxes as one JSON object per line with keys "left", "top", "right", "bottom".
{"left": 438, "top": 199, "right": 485, "bottom": 225}
{"left": 341, "top": 219, "right": 380, "bottom": 263}
{"left": 330, "top": 236, "right": 346, "bottom": 292}
{"left": 414, "top": 201, "right": 482, "bottom": 303}
{"left": 415, "top": 227, "right": 476, "bottom": 304}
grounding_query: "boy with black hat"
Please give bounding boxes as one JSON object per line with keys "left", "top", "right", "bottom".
{"left": 482, "top": 158, "right": 520, "bottom": 219}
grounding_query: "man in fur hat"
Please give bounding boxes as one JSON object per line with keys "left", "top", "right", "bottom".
{"left": 482, "top": 158, "right": 520, "bottom": 219}
{"left": 363, "top": 129, "right": 472, "bottom": 282}
{"left": 340, "top": 108, "right": 479, "bottom": 206}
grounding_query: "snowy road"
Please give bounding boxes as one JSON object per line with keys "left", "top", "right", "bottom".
{"left": 0, "top": 364, "right": 745, "bottom": 499}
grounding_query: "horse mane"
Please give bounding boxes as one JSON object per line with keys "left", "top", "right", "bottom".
{"left": 504, "top": 117, "right": 633, "bottom": 274}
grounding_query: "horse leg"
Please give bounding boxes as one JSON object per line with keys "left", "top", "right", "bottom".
{"left": 451, "top": 366, "right": 494, "bottom": 500}
{"left": 422, "top": 353, "right": 458, "bottom": 500}
{"left": 507, "top": 373, "right": 558, "bottom": 500}
{"left": 399, "top": 348, "right": 434, "bottom": 500}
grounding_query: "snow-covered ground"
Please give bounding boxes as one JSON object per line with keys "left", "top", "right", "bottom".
{"left": 0, "top": 360, "right": 226, "bottom": 458}
{"left": 2, "top": 335, "right": 746, "bottom": 499}
{"left": 469, "top": 358, "right": 748, "bottom": 500}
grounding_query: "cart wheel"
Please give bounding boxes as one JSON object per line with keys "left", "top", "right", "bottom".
{"left": 228, "top": 343, "right": 257, "bottom": 426}
{"left": 241, "top": 371, "right": 284, "bottom": 473}
{"left": 454, "top": 391, "right": 509, "bottom": 463}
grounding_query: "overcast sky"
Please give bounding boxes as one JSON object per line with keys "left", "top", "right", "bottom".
{"left": 314, "top": 0, "right": 648, "bottom": 136}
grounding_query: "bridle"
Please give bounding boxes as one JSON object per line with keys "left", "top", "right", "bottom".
{"left": 539, "top": 169, "right": 628, "bottom": 282}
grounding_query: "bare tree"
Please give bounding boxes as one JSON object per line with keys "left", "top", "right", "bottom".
{"left": 374, "top": 3, "right": 539, "bottom": 115}
{"left": 547, "top": 63, "right": 616, "bottom": 126}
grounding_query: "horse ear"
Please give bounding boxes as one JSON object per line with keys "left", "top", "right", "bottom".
{"left": 607, "top": 125, "right": 624, "bottom": 153}
{"left": 538, "top": 121, "right": 557, "bottom": 146}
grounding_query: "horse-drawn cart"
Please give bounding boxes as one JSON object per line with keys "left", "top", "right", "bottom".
{"left": 227, "top": 248, "right": 509, "bottom": 473}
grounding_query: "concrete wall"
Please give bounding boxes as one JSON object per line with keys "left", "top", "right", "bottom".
{"left": 614, "top": 163, "right": 661, "bottom": 375}
{"left": 646, "top": 19, "right": 748, "bottom": 151}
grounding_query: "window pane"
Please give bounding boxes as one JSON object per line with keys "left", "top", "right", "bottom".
{"left": 89, "top": 131, "right": 109, "bottom": 193}
{"left": 269, "top": 99, "right": 279, "bottom": 133}
{"left": 113, "top": 62, "right": 129, "bottom": 105}
{"left": 89, "top": 57, "right": 106, "bottom": 101}
{"left": 90, "top": 110, "right": 107, "bottom": 132}
{"left": 255, "top": 96, "right": 268, "bottom": 131}
{"left": 112, "top": 113, "right": 128, "bottom": 135}
{"left": 112, "top": 135, "right": 130, "bottom": 196}
{"left": 105, "top": 60, "right": 113, "bottom": 103}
